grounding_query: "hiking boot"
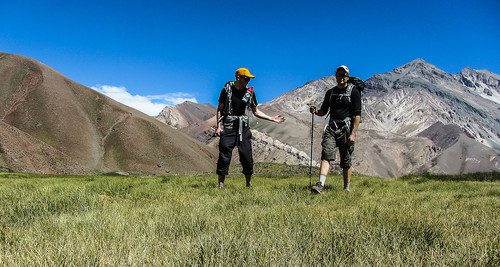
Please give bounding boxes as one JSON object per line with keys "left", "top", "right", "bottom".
{"left": 311, "top": 182, "right": 325, "bottom": 194}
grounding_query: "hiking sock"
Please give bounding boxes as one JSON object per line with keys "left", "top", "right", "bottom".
{"left": 319, "top": 175, "right": 327, "bottom": 186}
{"left": 344, "top": 183, "right": 350, "bottom": 191}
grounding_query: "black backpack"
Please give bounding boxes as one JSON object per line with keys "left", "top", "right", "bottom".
{"left": 325, "top": 77, "right": 365, "bottom": 128}
{"left": 349, "top": 77, "right": 365, "bottom": 92}
{"left": 221, "top": 81, "right": 254, "bottom": 118}
{"left": 329, "top": 77, "right": 365, "bottom": 105}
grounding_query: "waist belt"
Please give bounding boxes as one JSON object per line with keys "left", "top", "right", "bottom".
{"left": 224, "top": 115, "right": 249, "bottom": 142}
{"left": 330, "top": 117, "right": 351, "bottom": 133}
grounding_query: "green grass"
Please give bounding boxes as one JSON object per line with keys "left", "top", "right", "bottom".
{"left": 0, "top": 165, "right": 499, "bottom": 266}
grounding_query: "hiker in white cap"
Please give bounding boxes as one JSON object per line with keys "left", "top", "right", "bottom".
{"left": 310, "top": 65, "right": 364, "bottom": 193}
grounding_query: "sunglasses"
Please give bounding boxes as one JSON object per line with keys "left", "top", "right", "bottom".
{"left": 241, "top": 76, "right": 251, "bottom": 82}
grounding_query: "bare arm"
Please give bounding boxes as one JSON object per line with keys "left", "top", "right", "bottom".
{"left": 251, "top": 106, "right": 285, "bottom": 123}
{"left": 348, "top": 115, "right": 361, "bottom": 145}
{"left": 215, "top": 102, "right": 224, "bottom": 136}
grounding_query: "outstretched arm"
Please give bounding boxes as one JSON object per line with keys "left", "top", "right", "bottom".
{"left": 251, "top": 106, "right": 285, "bottom": 123}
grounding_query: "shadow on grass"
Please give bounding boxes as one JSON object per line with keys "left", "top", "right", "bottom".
{"left": 400, "top": 171, "right": 500, "bottom": 182}
{"left": 230, "top": 162, "right": 322, "bottom": 178}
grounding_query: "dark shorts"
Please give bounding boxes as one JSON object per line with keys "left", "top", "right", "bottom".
{"left": 321, "top": 124, "right": 355, "bottom": 169}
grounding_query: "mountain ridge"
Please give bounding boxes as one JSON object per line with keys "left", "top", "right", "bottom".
{"left": 1, "top": 52, "right": 497, "bottom": 177}
{"left": 0, "top": 52, "right": 217, "bottom": 175}
{"left": 363, "top": 59, "right": 500, "bottom": 150}
{"left": 157, "top": 58, "right": 500, "bottom": 177}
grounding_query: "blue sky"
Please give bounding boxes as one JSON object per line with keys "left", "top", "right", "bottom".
{"left": 1, "top": 0, "right": 499, "bottom": 115}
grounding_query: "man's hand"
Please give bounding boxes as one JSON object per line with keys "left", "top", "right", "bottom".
{"left": 215, "top": 126, "right": 223, "bottom": 137}
{"left": 310, "top": 105, "right": 317, "bottom": 114}
{"left": 273, "top": 115, "right": 285, "bottom": 123}
{"left": 348, "top": 133, "right": 356, "bottom": 146}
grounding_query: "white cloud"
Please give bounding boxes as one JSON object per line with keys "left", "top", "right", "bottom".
{"left": 91, "top": 85, "right": 197, "bottom": 116}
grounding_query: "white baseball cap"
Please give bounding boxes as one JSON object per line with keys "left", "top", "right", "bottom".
{"left": 336, "top": 65, "right": 349, "bottom": 74}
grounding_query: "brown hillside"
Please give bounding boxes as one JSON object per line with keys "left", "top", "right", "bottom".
{"left": 0, "top": 52, "right": 217, "bottom": 175}
{"left": 0, "top": 121, "right": 91, "bottom": 174}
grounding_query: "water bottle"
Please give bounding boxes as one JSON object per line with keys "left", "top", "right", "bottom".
{"left": 241, "top": 86, "right": 254, "bottom": 103}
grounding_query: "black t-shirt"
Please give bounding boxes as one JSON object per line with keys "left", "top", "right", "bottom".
{"left": 319, "top": 85, "right": 361, "bottom": 121}
{"left": 218, "top": 83, "right": 258, "bottom": 116}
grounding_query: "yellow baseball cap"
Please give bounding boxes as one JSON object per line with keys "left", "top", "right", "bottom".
{"left": 235, "top": 68, "right": 255, "bottom": 78}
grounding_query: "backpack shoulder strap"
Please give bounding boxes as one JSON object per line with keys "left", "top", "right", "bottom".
{"left": 223, "top": 81, "right": 234, "bottom": 116}
{"left": 330, "top": 84, "right": 354, "bottom": 101}
{"left": 245, "top": 89, "right": 257, "bottom": 122}
{"left": 345, "top": 84, "right": 354, "bottom": 102}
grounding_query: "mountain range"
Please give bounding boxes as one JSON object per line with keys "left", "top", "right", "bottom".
{"left": 0, "top": 52, "right": 217, "bottom": 175}
{"left": 157, "top": 59, "right": 500, "bottom": 177}
{"left": 1, "top": 52, "right": 498, "bottom": 177}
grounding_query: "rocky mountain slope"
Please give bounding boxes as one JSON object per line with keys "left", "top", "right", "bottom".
{"left": 268, "top": 59, "right": 499, "bottom": 176}
{"left": 455, "top": 67, "right": 500, "bottom": 105}
{"left": 363, "top": 59, "right": 500, "bottom": 150}
{"left": 156, "top": 103, "right": 317, "bottom": 167}
{"left": 156, "top": 101, "right": 214, "bottom": 129}
{"left": 0, "top": 52, "right": 217, "bottom": 175}
{"left": 157, "top": 59, "right": 500, "bottom": 177}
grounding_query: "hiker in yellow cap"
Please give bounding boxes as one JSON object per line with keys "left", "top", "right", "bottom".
{"left": 215, "top": 68, "right": 285, "bottom": 188}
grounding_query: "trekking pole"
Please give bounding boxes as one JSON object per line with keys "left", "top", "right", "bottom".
{"left": 309, "top": 110, "right": 314, "bottom": 187}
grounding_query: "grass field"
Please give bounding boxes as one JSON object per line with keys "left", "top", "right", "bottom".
{"left": 0, "top": 164, "right": 499, "bottom": 266}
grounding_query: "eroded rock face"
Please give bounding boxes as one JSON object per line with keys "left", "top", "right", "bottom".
{"left": 455, "top": 67, "right": 500, "bottom": 105}
{"left": 360, "top": 59, "right": 500, "bottom": 150}
{"left": 250, "top": 129, "right": 318, "bottom": 167}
